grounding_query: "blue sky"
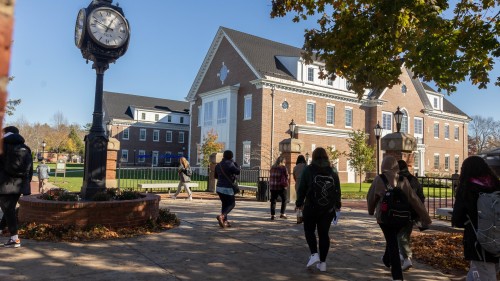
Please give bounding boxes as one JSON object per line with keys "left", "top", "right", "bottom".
{"left": 7, "top": 0, "right": 500, "bottom": 126}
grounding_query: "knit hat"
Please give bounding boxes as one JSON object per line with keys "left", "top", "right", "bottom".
{"left": 3, "top": 126, "right": 19, "bottom": 134}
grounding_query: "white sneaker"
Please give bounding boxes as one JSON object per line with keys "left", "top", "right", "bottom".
{"left": 171, "top": 195, "right": 177, "bottom": 200}
{"left": 187, "top": 196, "right": 192, "bottom": 201}
{"left": 402, "top": 257, "right": 413, "bottom": 271}
{"left": 316, "top": 262, "right": 326, "bottom": 272}
{"left": 306, "top": 253, "right": 320, "bottom": 268}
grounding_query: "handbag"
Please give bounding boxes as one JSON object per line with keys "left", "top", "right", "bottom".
{"left": 217, "top": 164, "right": 240, "bottom": 194}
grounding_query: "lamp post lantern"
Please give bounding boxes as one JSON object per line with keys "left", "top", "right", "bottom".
{"left": 75, "top": 0, "right": 130, "bottom": 199}
{"left": 289, "top": 119, "right": 296, "bottom": 139}
{"left": 42, "top": 140, "right": 46, "bottom": 161}
{"left": 394, "top": 106, "right": 404, "bottom": 133}
{"left": 374, "top": 121, "right": 382, "bottom": 175}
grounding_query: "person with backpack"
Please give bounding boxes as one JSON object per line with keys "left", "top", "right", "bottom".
{"left": 367, "top": 156, "right": 431, "bottom": 281}
{"left": 295, "top": 147, "right": 341, "bottom": 272}
{"left": 172, "top": 157, "right": 193, "bottom": 200}
{"left": 397, "top": 160, "right": 426, "bottom": 271}
{"left": 269, "top": 155, "right": 289, "bottom": 220}
{"left": 452, "top": 156, "right": 500, "bottom": 281}
{"left": 0, "top": 126, "right": 33, "bottom": 248}
{"left": 36, "top": 159, "right": 50, "bottom": 194}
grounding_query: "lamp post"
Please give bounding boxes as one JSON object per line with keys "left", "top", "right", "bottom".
{"left": 394, "top": 106, "right": 403, "bottom": 133}
{"left": 42, "top": 140, "right": 46, "bottom": 161}
{"left": 289, "top": 119, "right": 296, "bottom": 139}
{"left": 374, "top": 122, "right": 382, "bottom": 174}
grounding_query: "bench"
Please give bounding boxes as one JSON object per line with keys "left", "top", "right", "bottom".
{"left": 138, "top": 182, "right": 199, "bottom": 193}
{"left": 436, "top": 207, "right": 453, "bottom": 217}
{"left": 238, "top": 185, "right": 257, "bottom": 196}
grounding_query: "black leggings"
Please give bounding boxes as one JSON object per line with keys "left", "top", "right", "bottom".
{"left": 303, "top": 207, "right": 335, "bottom": 262}
{"left": 217, "top": 192, "right": 235, "bottom": 221}
{"left": 0, "top": 194, "right": 21, "bottom": 236}
{"left": 270, "top": 189, "right": 287, "bottom": 216}
{"left": 380, "top": 223, "right": 405, "bottom": 280}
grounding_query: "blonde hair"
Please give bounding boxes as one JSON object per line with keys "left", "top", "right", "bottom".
{"left": 180, "top": 157, "right": 189, "bottom": 168}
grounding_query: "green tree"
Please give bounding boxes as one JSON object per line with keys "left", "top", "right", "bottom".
{"left": 346, "top": 129, "right": 375, "bottom": 191}
{"left": 271, "top": 0, "right": 500, "bottom": 98}
{"left": 326, "top": 145, "right": 346, "bottom": 170}
{"left": 200, "top": 130, "right": 224, "bottom": 167}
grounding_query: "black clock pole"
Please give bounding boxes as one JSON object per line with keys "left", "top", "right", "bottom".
{"left": 81, "top": 60, "right": 109, "bottom": 200}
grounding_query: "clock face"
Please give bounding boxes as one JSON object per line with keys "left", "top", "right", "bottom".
{"left": 74, "top": 9, "right": 86, "bottom": 48}
{"left": 88, "top": 7, "right": 129, "bottom": 48}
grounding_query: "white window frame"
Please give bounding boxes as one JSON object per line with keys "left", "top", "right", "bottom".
{"left": 444, "top": 154, "right": 450, "bottom": 171}
{"left": 152, "top": 151, "right": 159, "bottom": 167}
{"left": 434, "top": 122, "right": 439, "bottom": 138}
{"left": 139, "top": 128, "right": 146, "bottom": 141}
{"left": 345, "top": 107, "right": 353, "bottom": 128}
{"left": 434, "top": 154, "right": 440, "bottom": 170}
{"left": 166, "top": 131, "right": 172, "bottom": 142}
{"left": 197, "top": 106, "right": 202, "bottom": 127}
{"left": 242, "top": 141, "right": 251, "bottom": 167}
{"left": 122, "top": 128, "right": 129, "bottom": 140}
{"left": 401, "top": 109, "right": 409, "bottom": 133}
{"left": 196, "top": 144, "right": 202, "bottom": 165}
{"left": 454, "top": 126, "right": 459, "bottom": 141}
{"left": 154, "top": 114, "right": 159, "bottom": 121}
{"left": 153, "top": 130, "right": 160, "bottom": 142}
{"left": 444, "top": 124, "right": 450, "bottom": 139}
{"left": 217, "top": 98, "right": 227, "bottom": 124}
{"left": 121, "top": 149, "right": 129, "bottom": 163}
{"left": 141, "top": 112, "right": 146, "bottom": 120}
{"left": 307, "top": 67, "right": 314, "bottom": 82}
{"left": 382, "top": 111, "right": 392, "bottom": 132}
{"left": 244, "top": 95, "right": 252, "bottom": 120}
{"left": 167, "top": 115, "right": 172, "bottom": 123}
{"left": 165, "top": 151, "right": 172, "bottom": 164}
{"left": 180, "top": 116, "right": 184, "bottom": 124}
{"left": 414, "top": 152, "right": 419, "bottom": 170}
{"left": 179, "top": 132, "right": 185, "bottom": 143}
{"left": 454, "top": 155, "right": 460, "bottom": 173}
{"left": 414, "top": 117, "right": 423, "bottom": 137}
{"left": 433, "top": 97, "right": 439, "bottom": 109}
{"left": 326, "top": 105, "right": 335, "bottom": 125}
{"left": 138, "top": 150, "right": 146, "bottom": 163}
{"left": 306, "top": 102, "right": 316, "bottom": 123}
{"left": 204, "top": 101, "right": 213, "bottom": 126}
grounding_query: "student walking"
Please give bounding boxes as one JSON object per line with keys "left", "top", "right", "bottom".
{"left": 172, "top": 157, "right": 193, "bottom": 200}
{"left": 36, "top": 159, "right": 50, "bottom": 194}
{"left": 269, "top": 155, "right": 289, "bottom": 220}
{"left": 397, "top": 160, "right": 425, "bottom": 271}
{"left": 296, "top": 147, "right": 341, "bottom": 272}
{"left": 367, "top": 156, "right": 431, "bottom": 281}
{"left": 0, "top": 126, "right": 33, "bottom": 248}
{"left": 214, "top": 150, "right": 240, "bottom": 228}
{"left": 452, "top": 156, "right": 500, "bottom": 281}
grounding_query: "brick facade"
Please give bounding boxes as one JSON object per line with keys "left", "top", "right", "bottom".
{"left": 0, "top": 0, "right": 15, "bottom": 146}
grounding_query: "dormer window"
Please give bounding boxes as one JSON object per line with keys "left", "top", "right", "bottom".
{"left": 433, "top": 97, "right": 439, "bottom": 108}
{"left": 307, "top": 68, "right": 314, "bottom": 82}
{"left": 141, "top": 113, "right": 146, "bottom": 120}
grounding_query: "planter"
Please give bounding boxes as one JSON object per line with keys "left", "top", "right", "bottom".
{"left": 18, "top": 193, "right": 160, "bottom": 229}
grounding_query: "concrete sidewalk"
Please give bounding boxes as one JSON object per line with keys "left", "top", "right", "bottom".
{"left": 1, "top": 197, "right": 462, "bottom": 281}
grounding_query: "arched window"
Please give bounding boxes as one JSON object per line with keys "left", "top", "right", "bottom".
{"left": 401, "top": 109, "right": 409, "bottom": 133}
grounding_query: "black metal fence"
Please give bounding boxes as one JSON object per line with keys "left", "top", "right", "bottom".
{"left": 417, "top": 175, "right": 459, "bottom": 218}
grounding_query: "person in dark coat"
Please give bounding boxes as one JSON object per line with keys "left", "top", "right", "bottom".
{"left": 269, "top": 155, "right": 289, "bottom": 220}
{"left": 452, "top": 156, "right": 500, "bottom": 281}
{"left": 0, "top": 126, "right": 33, "bottom": 248}
{"left": 214, "top": 150, "right": 240, "bottom": 228}
{"left": 397, "top": 159, "right": 425, "bottom": 271}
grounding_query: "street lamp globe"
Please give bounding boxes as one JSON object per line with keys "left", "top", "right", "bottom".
{"left": 374, "top": 122, "right": 383, "bottom": 140}
{"left": 394, "top": 107, "right": 404, "bottom": 133}
{"left": 289, "top": 119, "right": 296, "bottom": 139}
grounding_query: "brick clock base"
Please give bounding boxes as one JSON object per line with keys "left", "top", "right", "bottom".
{"left": 18, "top": 193, "right": 160, "bottom": 229}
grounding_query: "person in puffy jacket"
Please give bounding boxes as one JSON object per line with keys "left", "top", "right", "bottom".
{"left": 367, "top": 156, "right": 431, "bottom": 281}
{"left": 0, "top": 126, "right": 33, "bottom": 248}
{"left": 214, "top": 150, "right": 240, "bottom": 228}
{"left": 452, "top": 156, "right": 500, "bottom": 281}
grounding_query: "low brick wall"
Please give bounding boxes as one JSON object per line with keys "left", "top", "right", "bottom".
{"left": 18, "top": 193, "right": 160, "bottom": 229}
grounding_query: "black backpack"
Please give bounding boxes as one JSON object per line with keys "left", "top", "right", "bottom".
{"left": 4, "top": 143, "right": 32, "bottom": 178}
{"left": 308, "top": 166, "right": 340, "bottom": 213}
{"left": 379, "top": 174, "right": 412, "bottom": 225}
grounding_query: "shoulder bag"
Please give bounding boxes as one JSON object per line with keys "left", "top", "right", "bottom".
{"left": 217, "top": 164, "right": 240, "bottom": 194}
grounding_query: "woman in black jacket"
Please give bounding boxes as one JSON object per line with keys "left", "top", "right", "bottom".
{"left": 214, "top": 150, "right": 240, "bottom": 228}
{"left": 452, "top": 156, "right": 500, "bottom": 281}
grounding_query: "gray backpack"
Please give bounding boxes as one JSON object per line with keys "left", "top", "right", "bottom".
{"left": 469, "top": 191, "right": 500, "bottom": 257}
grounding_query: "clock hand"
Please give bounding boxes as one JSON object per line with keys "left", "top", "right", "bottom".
{"left": 105, "top": 18, "right": 116, "bottom": 32}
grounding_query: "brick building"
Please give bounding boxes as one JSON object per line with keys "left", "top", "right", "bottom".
{"left": 103, "top": 91, "right": 190, "bottom": 166}
{"left": 186, "top": 27, "right": 470, "bottom": 182}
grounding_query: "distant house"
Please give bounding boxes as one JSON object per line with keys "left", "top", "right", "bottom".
{"left": 186, "top": 27, "right": 470, "bottom": 182}
{"left": 103, "top": 91, "right": 190, "bottom": 166}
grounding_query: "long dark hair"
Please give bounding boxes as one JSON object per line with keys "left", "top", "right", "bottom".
{"left": 312, "top": 147, "right": 329, "bottom": 163}
{"left": 459, "top": 156, "right": 500, "bottom": 187}
{"left": 296, "top": 155, "right": 306, "bottom": 165}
